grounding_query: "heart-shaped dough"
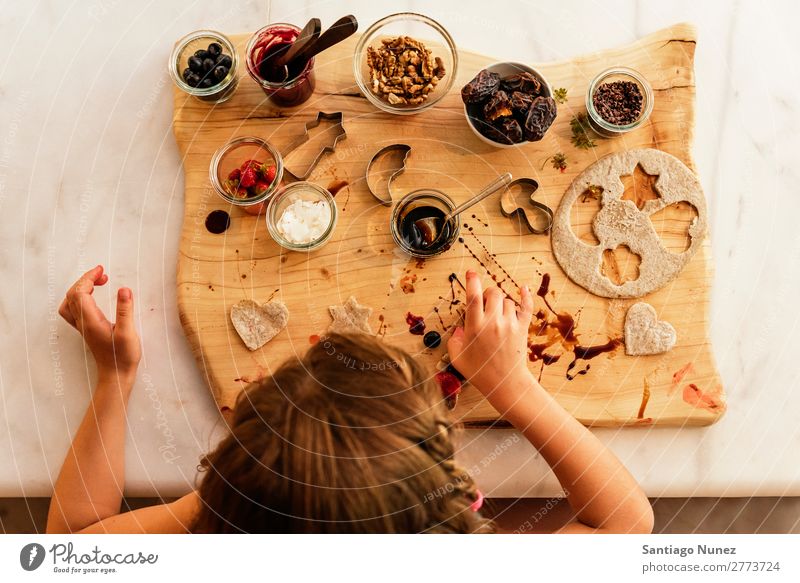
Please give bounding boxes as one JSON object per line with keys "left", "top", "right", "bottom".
{"left": 230, "top": 299, "right": 289, "bottom": 351}
{"left": 624, "top": 302, "right": 676, "bottom": 356}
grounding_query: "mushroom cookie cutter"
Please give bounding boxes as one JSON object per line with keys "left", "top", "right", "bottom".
{"left": 499, "top": 177, "right": 554, "bottom": 234}
{"left": 365, "top": 144, "right": 412, "bottom": 206}
{"left": 282, "top": 111, "right": 347, "bottom": 181}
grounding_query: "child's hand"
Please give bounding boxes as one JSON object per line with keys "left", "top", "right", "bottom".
{"left": 447, "top": 270, "right": 534, "bottom": 396}
{"left": 58, "top": 265, "right": 141, "bottom": 382}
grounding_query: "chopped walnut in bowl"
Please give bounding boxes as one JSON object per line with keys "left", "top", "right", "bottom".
{"left": 354, "top": 13, "right": 457, "bottom": 115}
{"left": 366, "top": 36, "right": 446, "bottom": 107}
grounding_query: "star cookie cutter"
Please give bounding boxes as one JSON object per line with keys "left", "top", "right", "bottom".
{"left": 499, "top": 177, "right": 554, "bottom": 234}
{"left": 282, "top": 111, "right": 347, "bottom": 181}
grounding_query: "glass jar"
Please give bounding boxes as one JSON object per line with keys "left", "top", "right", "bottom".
{"left": 586, "top": 67, "right": 653, "bottom": 137}
{"left": 391, "top": 189, "right": 459, "bottom": 259}
{"left": 169, "top": 30, "right": 239, "bottom": 104}
{"left": 245, "top": 23, "right": 316, "bottom": 107}
{"left": 266, "top": 182, "right": 337, "bottom": 251}
{"left": 209, "top": 137, "right": 284, "bottom": 215}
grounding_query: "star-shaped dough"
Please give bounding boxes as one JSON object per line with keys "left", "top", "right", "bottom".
{"left": 328, "top": 296, "right": 373, "bottom": 334}
{"left": 620, "top": 163, "right": 660, "bottom": 210}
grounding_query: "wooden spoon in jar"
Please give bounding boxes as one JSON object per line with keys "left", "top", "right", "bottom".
{"left": 286, "top": 15, "right": 358, "bottom": 72}
{"left": 264, "top": 17, "right": 321, "bottom": 82}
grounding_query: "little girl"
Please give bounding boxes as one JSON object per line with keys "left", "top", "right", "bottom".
{"left": 46, "top": 265, "right": 653, "bottom": 534}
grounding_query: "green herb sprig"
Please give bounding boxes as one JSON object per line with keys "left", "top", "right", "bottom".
{"left": 543, "top": 153, "right": 568, "bottom": 173}
{"left": 570, "top": 112, "right": 597, "bottom": 150}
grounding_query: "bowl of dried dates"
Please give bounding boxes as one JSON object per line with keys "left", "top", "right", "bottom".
{"left": 354, "top": 13, "right": 457, "bottom": 115}
{"left": 461, "top": 62, "right": 557, "bottom": 147}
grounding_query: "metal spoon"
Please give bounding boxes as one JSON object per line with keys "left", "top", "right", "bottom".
{"left": 263, "top": 18, "right": 321, "bottom": 83}
{"left": 413, "top": 173, "right": 513, "bottom": 249}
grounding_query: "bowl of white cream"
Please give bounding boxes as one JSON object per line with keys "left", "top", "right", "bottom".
{"left": 266, "top": 181, "right": 337, "bottom": 251}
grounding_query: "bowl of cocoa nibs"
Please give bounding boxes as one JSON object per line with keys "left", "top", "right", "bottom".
{"left": 461, "top": 62, "right": 557, "bottom": 148}
{"left": 586, "top": 67, "right": 653, "bottom": 137}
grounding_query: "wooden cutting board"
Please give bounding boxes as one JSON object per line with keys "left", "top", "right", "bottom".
{"left": 173, "top": 23, "right": 725, "bottom": 426}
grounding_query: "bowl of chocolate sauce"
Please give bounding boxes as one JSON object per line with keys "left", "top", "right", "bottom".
{"left": 391, "top": 189, "right": 459, "bottom": 258}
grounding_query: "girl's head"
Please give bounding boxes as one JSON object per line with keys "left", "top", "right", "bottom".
{"left": 192, "top": 333, "right": 490, "bottom": 533}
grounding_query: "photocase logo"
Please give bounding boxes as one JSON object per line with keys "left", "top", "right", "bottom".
{"left": 19, "top": 543, "right": 46, "bottom": 571}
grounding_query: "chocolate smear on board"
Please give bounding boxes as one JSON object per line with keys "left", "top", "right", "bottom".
{"left": 637, "top": 379, "right": 651, "bottom": 419}
{"left": 528, "top": 273, "right": 622, "bottom": 380}
{"left": 458, "top": 232, "right": 521, "bottom": 306}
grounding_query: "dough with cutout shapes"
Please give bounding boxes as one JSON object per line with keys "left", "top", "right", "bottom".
{"left": 552, "top": 148, "right": 707, "bottom": 298}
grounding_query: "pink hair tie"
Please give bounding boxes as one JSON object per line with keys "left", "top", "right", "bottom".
{"left": 470, "top": 488, "right": 484, "bottom": 512}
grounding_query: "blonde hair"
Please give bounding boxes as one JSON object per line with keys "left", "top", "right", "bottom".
{"left": 192, "top": 333, "right": 491, "bottom": 533}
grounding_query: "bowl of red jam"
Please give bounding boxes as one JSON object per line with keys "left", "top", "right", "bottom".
{"left": 245, "top": 23, "right": 316, "bottom": 107}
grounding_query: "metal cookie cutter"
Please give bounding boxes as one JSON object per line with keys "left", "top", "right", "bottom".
{"left": 499, "top": 177, "right": 554, "bottom": 234}
{"left": 282, "top": 111, "right": 347, "bottom": 181}
{"left": 365, "top": 144, "right": 412, "bottom": 206}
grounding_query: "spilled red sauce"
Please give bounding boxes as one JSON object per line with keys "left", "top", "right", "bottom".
{"left": 436, "top": 371, "right": 462, "bottom": 399}
{"left": 670, "top": 362, "right": 694, "bottom": 394}
{"left": 682, "top": 383, "right": 725, "bottom": 412}
{"left": 405, "top": 312, "right": 426, "bottom": 335}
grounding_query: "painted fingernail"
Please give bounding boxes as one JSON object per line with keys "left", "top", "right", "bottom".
{"left": 118, "top": 288, "right": 131, "bottom": 300}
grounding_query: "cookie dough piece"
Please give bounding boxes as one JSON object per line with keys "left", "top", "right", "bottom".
{"left": 624, "top": 302, "right": 677, "bottom": 356}
{"left": 231, "top": 300, "right": 289, "bottom": 351}
{"left": 328, "top": 296, "right": 373, "bottom": 334}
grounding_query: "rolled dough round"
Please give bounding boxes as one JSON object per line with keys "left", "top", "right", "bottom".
{"left": 551, "top": 148, "right": 707, "bottom": 298}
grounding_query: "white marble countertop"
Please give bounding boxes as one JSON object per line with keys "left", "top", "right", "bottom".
{"left": 1, "top": 0, "right": 799, "bottom": 499}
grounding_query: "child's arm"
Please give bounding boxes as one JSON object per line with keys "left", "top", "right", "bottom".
{"left": 46, "top": 266, "right": 196, "bottom": 534}
{"left": 447, "top": 270, "right": 654, "bottom": 534}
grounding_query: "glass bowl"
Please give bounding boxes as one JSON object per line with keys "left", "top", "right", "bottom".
{"left": 354, "top": 13, "right": 457, "bottom": 115}
{"left": 390, "top": 189, "right": 459, "bottom": 258}
{"left": 169, "top": 29, "right": 239, "bottom": 104}
{"left": 245, "top": 23, "right": 316, "bottom": 107}
{"left": 586, "top": 67, "right": 653, "bottom": 137}
{"left": 266, "top": 182, "right": 338, "bottom": 251}
{"left": 209, "top": 137, "right": 284, "bottom": 211}
{"left": 463, "top": 61, "right": 553, "bottom": 149}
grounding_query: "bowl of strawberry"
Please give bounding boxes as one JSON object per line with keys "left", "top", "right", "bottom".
{"left": 209, "top": 137, "right": 284, "bottom": 215}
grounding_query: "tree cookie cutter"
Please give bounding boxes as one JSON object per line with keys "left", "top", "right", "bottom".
{"left": 365, "top": 144, "right": 412, "bottom": 206}
{"left": 281, "top": 111, "right": 347, "bottom": 181}
{"left": 499, "top": 178, "right": 554, "bottom": 234}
